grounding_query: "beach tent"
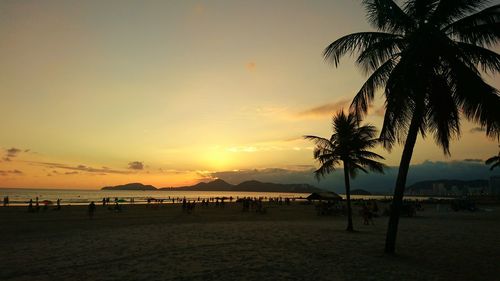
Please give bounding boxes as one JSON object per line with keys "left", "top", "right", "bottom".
{"left": 307, "top": 192, "right": 342, "bottom": 201}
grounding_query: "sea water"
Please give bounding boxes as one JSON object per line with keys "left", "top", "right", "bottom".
{"left": 0, "top": 188, "right": 310, "bottom": 205}
{"left": 0, "top": 188, "right": 450, "bottom": 205}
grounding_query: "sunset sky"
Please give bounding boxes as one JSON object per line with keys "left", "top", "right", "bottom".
{"left": 1, "top": 0, "right": 499, "bottom": 189}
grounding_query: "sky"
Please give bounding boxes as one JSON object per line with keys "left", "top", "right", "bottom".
{"left": 1, "top": 0, "right": 499, "bottom": 189}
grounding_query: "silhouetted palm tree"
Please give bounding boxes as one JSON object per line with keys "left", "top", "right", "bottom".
{"left": 305, "top": 111, "right": 386, "bottom": 232}
{"left": 486, "top": 153, "right": 500, "bottom": 170}
{"left": 324, "top": 0, "right": 500, "bottom": 253}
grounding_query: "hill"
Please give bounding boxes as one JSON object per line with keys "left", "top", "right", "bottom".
{"left": 101, "top": 183, "right": 157, "bottom": 191}
{"left": 350, "top": 189, "right": 372, "bottom": 195}
{"left": 161, "top": 179, "right": 323, "bottom": 193}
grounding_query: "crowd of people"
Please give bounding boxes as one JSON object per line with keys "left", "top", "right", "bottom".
{"left": 1, "top": 193, "right": 429, "bottom": 225}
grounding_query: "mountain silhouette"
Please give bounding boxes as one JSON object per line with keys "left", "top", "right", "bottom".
{"left": 101, "top": 183, "right": 157, "bottom": 190}
{"left": 161, "top": 179, "right": 323, "bottom": 193}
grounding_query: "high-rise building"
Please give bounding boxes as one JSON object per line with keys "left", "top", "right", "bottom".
{"left": 489, "top": 176, "right": 500, "bottom": 195}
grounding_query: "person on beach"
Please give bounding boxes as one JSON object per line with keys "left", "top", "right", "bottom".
{"left": 35, "top": 197, "right": 40, "bottom": 212}
{"left": 362, "top": 205, "right": 374, "bottom": 225}
{"left": 56, "top": 198, "right": 61, "bottom": 210}
{"left": 28, "top": 199, "right": 34, "bottom": 212}
{"left": 88, "top": 201, "right": 96, "bottom": 219}
{"left": 3, "top": 196, "right": 9, "bottom": 207}
{"left": 102, "top": 197, "right": 106, "bottom": 206}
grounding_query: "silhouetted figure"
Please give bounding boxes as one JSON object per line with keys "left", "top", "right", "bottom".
{"left": 28, "top": 199, "right": 34, "bottom": 212}
{"left": 56, "top": 198, "right": 61, "bottom": 210}
{"left": 88, "top": 201, "right": 96, "bottom": 219}
{"left": 372, "top": 201, "right": 379, "bottom": 213}
{"left": 102, "top": 197, "right": 106, "bottom": 206}
{"left": 35, "top": 196, "right": 40, "bottom": 212}
{"left": 362, "top": 205, "right": 374, "bottom": 225}
{"left": 182, "top": 198, "right": 187, "bottom": 210}
{"left": 3, "top": 196, "right": 9, "bottom": 207}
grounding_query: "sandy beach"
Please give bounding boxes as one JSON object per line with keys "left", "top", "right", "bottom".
{"left": 0, "top": 202, "right": 499, "bottom": 281}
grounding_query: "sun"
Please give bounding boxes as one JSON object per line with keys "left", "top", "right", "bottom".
{"left": 203, "top": 148, "right": 232, "bottom": 170}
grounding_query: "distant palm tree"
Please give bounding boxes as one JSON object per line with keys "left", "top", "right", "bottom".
{"left": 324, "top": 0, "right": 500, "bottom": 253}
{"left": 305, "top": 111, "right": 386, "bottom": 232}
{"left": 486, "top": 153, "right": 500, "bottom": 170}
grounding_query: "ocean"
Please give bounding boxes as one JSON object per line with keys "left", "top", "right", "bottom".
{"left": 0, "top": 188, "right": 311, "bottom": 205}
{"left": 0, "top": 188, "right": 448, "bottom": 206}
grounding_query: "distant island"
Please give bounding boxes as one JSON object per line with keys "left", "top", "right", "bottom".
{"left": 101, "top": 183, "right": 157, "bottom": 191}
{"left": 102, "top": 179, "right": 324, "bottom": 193}
{"left": 350, "top": 189, "right": 372, "bottom": 195}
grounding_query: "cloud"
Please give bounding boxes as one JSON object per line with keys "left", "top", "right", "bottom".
{"left": 29, "top": 161, "right": 131, "bottom": 174}
{"left": 192, "top": 3, "right": 206, "bottom": 16}
{"left": 128, "top": 161, "right": 144, "bottom": 170}
{"left": 463, "top": 159, "right": 483, "bottom": 163}
{"left": 372, "top": 106, "right": 385, "bottom": 117}
{"left": 2, "top": 147, "right": 26, "bottom": 162}
{"left": 0, "top": 169, "right": 24, "bottom": 176}
{"left": 6, "top": 148, "right": 21, "bottom": 157}
{"left": 296, "top": 99, "right": 350, "bottom": 119}
{"left": 470, "top": 127, "right": 486, "bottom": 133}
{"left": 64, "top": 171, "right": 79, "bottom": 175}
{"left": 245, "top": 62, "right": 256, "bottom": 72}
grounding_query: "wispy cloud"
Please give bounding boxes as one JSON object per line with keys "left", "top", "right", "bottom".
{"left": 29, "top": 161, "right": 131, "bottom": 175}
{"left": 245, "top": 61, "right": 256, "bottom": 72}
{"left": 470, "top": 127, "right": 486, "bottom": 133}
{"left": 296, "top": 99, "right": 350, "bottom": 119}
{"left": 128, "top": 161, "right": 144, "bottom": 170}
{"left": 2, "top": 147, "right": 26, "bottom": 162}
{"left": 0, "top": 169, "right": 24, "bottom": 176}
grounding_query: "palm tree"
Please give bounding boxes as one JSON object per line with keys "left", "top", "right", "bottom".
{"left": 305, "top": 111, "right": 386, "bottom": 232}
{"left": 324, "top": 0, "right": 500, "bottom": 253}
{"left": 486, "top": 152, "right": 500, "bottom": 170}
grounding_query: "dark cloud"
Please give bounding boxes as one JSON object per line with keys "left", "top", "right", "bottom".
{"left": 463, "top": 159, "right": 483, "bottom": 163}
{"left": 128, "top": 161, "right": 144, "bottom": 170}
{"left": 65, "top": 171, "right": 79, "bottom": 175}
{"left": 245, "top": 62, "right": 256, "bottom": 72}
{"left": 6, "top": 148, "right": 22, "bottom": 157}
{"left": 372, "top": 106, "right": 385, "bottom": 117}
{"left": 470, "top": 127, "right": 486, "bottom": 133}
{"left": 2, "top": 147, "right": 26, "bottom": 162}
{"left": 296, "top": 99, "right": 350, "bottom": 118}
{"left": 0, "top": 169, "right": 24, "bottom": 176}
{"left": 30, "top": 161, "right": 130, "bottom": 174}
{"left": 211, "top": 160, "right": 500, "bottom": 194}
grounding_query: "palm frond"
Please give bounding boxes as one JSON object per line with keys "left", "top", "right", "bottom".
{"left": 350, "top": 57, "right": 398, "bottom": 118}
{"left": 324, "top": 32, "right": 401, "bottom": 67}
{"left": 444, "top": 4, "right": 500, "bottom": 47}
{"left": 432, "top": 0, "right": 492, "bottom": 26}
{"left": 404, "top": 0, "right": 439, "bottom": 22}
{"left": 455, "top": 42, "right": 500, "bottom": 74}
{"left": 425, "top": 72, "right": 461, "bottom": 154}
{"left": 485, "top": 155, "right": 500, "bottom": 165}
{"left": 362, "top": 0, "right": 414, "bottom": 33}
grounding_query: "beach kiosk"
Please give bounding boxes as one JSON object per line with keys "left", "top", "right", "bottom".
{"left": 307, "top": 192, "right": 342, "bottom": 202}
{"left": 307, "top": 192, "right": 343, "bottom": 215}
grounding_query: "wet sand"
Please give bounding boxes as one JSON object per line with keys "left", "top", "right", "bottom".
{"left": 0, "top": 202, "right": 499, "bottom": 281}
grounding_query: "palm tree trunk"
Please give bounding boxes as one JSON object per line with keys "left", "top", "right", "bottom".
{"left": 343, "top": 161, "right": 353, "bottom": 232}
{"left": 384, "top": 113, "right": 421, "bottom": 253}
